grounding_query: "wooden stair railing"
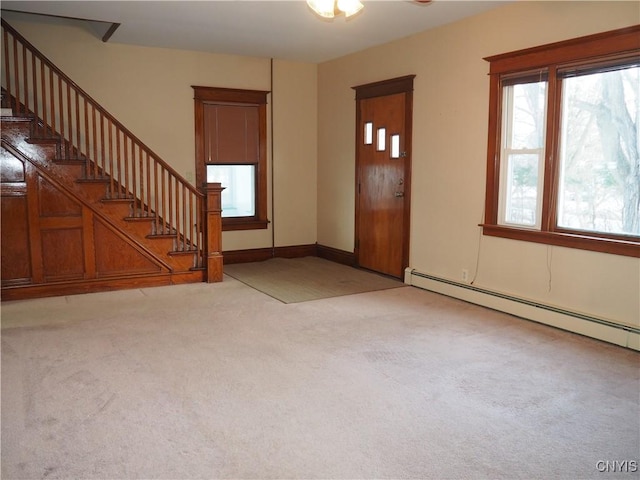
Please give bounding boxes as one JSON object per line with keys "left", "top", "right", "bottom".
{"left": 1, "top": 19, "right": 222, "bottom": 281}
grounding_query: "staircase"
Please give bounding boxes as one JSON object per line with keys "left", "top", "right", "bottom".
{"left": 0, "top": 19, "right": 223, "bottom": 300}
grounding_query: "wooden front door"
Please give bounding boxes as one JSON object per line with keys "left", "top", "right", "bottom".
{"left": 354, "top": 76, "right": 414, "bottom": 278}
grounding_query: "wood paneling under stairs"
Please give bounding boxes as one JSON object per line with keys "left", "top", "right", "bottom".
{"left": 1, "top": 116, "right": 204, "bottom": 300}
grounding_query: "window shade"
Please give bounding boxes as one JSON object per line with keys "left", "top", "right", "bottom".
{"left": 204, "top": 104, "right": 259, "bottom": 165}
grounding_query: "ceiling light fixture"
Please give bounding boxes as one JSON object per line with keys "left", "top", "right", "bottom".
{"left": 307, "top": 0, "right": 364, "bottom": 19}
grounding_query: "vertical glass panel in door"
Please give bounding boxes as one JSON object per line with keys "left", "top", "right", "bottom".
{"left": 364, "top": 122, "right": 373, "bottom": 145}
{"left": 391, "top": 134, "right": 400, "bottom": 158}
{"left": 377, "top": 128, "right": 386, "bottom": 151}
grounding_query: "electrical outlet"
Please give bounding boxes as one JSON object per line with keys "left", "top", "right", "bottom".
{"left": 461, "top": 269, "right": 469, "bottom": 283}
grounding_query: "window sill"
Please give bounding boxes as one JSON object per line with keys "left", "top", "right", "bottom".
{"left": 222, "top": 218, "right": 269, "bottom": 231}
{"left": 481, "top": 224, "right": 640, "bottom": 258}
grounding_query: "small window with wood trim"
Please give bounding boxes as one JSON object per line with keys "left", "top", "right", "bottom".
{"left": 192, "top": 86, "right": 269, "bottom": 231}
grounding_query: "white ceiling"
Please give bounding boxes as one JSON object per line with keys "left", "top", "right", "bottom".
{"left": 1, "top": 1, "right": 508, "bottom": 63}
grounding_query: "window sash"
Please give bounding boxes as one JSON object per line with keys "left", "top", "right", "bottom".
{"left": 557, "top": 53, "right": 640, "bottom": 78}
{"left": 555, "top": 65, "right": 639, "bottom": 237}
{"left": 497, "top": 80, "right": 547, "bottom": 230}
{"left": 207, "top": 164, "right": 256, "bottom": 218}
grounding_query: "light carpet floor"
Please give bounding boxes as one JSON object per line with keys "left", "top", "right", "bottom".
{"left": 1, "top": 278, "right": 638, "bottom": 479}
{"left": 223, "top": 256, "right": 404, "bottom": 303}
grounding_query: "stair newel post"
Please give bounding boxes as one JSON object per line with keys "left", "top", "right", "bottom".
{"left": 204, "top": 182, "right": 224, "bottom": 283}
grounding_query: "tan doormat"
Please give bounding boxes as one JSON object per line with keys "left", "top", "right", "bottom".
{"left": 223, "top": 256, "right": 405, "bottom": 303}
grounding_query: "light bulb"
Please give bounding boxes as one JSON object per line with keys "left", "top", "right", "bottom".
{"left": 307, "top": 0, "right": 336, "bottom": 18}
{"left": 337, "top": 0, "right": 364, "bottom": 17}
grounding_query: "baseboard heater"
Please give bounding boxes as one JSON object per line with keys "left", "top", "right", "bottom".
{"left": 405, "top": 269, "right": 639, "bottom": 351}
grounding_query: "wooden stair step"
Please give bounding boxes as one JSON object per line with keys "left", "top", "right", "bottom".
{"left": 53, "top": 163, "right": 85, "bottom": 180}
{"left": 27, "top": 136, "right": 61, "bottom": 144}
{"left": 1, "top": 115, "right": 33, "bottom": 123}
{"left": 55, "top": 158, "right": 87, "bottom": 165}
{"left": 124, "top": 215, "right": 155, "bottom": 222}
{"left": 169, "top": 249, "right": 199, "bottom": 256}
{"left": 73, "top": 181, "right": 108, "bottom": 202}
{"left": 121, "top": 219, "right": 155, "bottom": 238}
{"left": 102, "top": 196, "right": 134, "bottom": 203}
{"left": 143, "top": 236, "right": 177, "bottom": 255}
{"left": 98, "top": 200, "right": 133, "bottom": 219}
{"left": 146, "top": 232, "right": 177, "bottom": 239}
{"left": 76, "top": 176, "right": 110, "bottom": 183}
{"left": 167, "top": 250, "right": 199, "bottom": 271}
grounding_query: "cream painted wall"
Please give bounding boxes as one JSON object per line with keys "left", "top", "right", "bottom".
{"left": 272, "top": 59, "right": 318, "bottom": 247}
{"left": 4, "top": 13, "right": 318, "bottom": 251}
{"left": 317, "top": 1, "right": 640, "bottom": 327}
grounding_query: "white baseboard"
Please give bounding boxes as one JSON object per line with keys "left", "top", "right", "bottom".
{"left": 405, "top": 268, "right": 639, "bottom": 351}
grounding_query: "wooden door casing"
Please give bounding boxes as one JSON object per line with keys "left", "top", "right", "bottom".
{"left": 353, "top": 76, "right": 415, "bottom": 279}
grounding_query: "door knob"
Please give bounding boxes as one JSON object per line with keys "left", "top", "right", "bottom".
{"left": 394, "top": 192, "right": 404, "bottom": 197}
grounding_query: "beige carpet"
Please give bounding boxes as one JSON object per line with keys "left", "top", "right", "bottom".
{"left": 223, "top": 256, "right": 404, "bottom": 303}
{"left": 2, "top": 279, "right": 638, "bottom": 479}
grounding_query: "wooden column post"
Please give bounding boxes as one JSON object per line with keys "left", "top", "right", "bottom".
{"left": 204, "top": 182, "right": 224, "bottom": 283}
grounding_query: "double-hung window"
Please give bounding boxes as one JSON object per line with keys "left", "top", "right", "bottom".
{"left": 483, "top": 26, "right": 640, "bottom": 257}
{"left": 193, "top": 86, "right": 269, "bottom": 231}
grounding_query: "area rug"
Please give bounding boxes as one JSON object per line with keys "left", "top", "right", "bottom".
{"left": 223, "top": 256, "right": 405, "bottom": 303}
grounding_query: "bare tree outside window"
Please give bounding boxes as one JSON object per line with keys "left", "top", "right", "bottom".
{"left": 558, "top": 66, "right": 639, "bottom": 236}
